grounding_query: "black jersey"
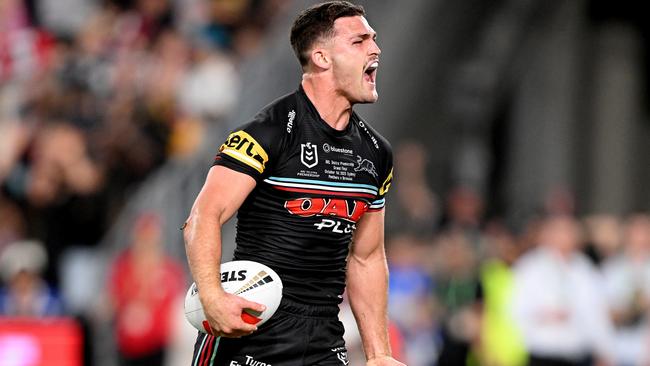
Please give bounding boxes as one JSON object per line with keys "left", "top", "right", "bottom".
{"left": 214, "top": 85, "right": 393, "bottom": 306}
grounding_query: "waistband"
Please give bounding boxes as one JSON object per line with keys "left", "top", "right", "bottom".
{"left": 277, "top": 297, "right": 340, "bottom": 318}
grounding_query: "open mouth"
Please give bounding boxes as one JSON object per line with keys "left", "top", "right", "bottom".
{"left": 364, "top": 60, "right": 379, "bottom": 85}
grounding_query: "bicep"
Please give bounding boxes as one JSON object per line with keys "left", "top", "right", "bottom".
{"left": 190, "top": 165, "right": 257, "bottom": 224}
{"left": 350, "top": 209, "right": 386, "bottom": 260}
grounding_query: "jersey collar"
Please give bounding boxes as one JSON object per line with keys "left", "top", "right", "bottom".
{"left": 297, "top": 84, "right": 355, "bottom": 138}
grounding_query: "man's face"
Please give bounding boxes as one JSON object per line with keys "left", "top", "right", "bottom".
{"left": 327, "top": 16, "right": 381, "bottom": 104}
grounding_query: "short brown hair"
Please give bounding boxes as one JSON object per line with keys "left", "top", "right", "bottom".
{"left": 290, "top": 1, "right": 365, "bottom": 67}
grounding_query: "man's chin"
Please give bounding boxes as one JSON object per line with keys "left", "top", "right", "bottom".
{"left": 346, "top": 88, "right": 378, "bottom": 105}
{"left": 365, "top": 93, "right": 379, "bottom": 104}
{"left": 356, "top": 91, "right": 379, "bottom": 104}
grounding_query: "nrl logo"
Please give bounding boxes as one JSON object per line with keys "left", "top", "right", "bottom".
{"left": 301, "top": 142, "right": 318, "bottom": 168}
{"left": 354, "top": 155, "right": 377, "bottom": 177}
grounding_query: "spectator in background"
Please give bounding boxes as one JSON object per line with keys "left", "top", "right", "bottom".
{"left": 0, "top": 116, "right": 30, "bottom": 185}
{"left": 439, "top": 184, "right": 489, "bottom": 267}
{"left": 0, "top": 0, "right": 55, "bottom": 82}
{"left": 434, "top": 230, "right": 483, "bottom": 366}
{"left": 601, "top": 214, "right": 650, "bottom": 366}
{"left": 199, "top": 0, "right": 252, "bottom": 50}
{"left": 583, "top": 214, "right": 622, "bottom": 267}
{"left": 0, "top": 0, "right": 287, "bottom": 253}
{"left": 512, "top": 215, "right": 615, "bottom": 366}
{"left": 2, "top": 119, "right": 107, "bottom": 284}
{"left": 0, "top": 2, "right": 286, "bottom": 364}
{"left": 543, "top": 186, "right": 576, "bottom": 218}
{"left": 0, "top": 197, "right": 26, "bottom": 251}
{"left": 33, "top": 0, "right": 98, "bottom": 38}
{"left": 0, "top": 239, "right": 62, "bottom": 317}
{"left": 107, "top": 212, "right": 185, "bottom": 366}
{"left": 386, "top": 234, "right": 438, "bottom": 366}
{"left": 476, "top": 220, "right": 527, "bottom": 366}
{"left": 26, "top": 122, "right": 104, "bottom": 207}
{"left": 386, "top": 141, "right": 439, "bottom": 238}
{"left": 178, "top": 45, "right": 240, "bottom": 123}
{"left": 444, "top": 185, "right": 485, "bottom": 232}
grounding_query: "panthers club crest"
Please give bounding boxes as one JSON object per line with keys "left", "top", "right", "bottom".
{"left": 354, "top": 155, "right": 377, "bottom": 177}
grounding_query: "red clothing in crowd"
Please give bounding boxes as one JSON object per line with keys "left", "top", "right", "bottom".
{"left": 108, "top": 250, "right": 185, "bottom": 358}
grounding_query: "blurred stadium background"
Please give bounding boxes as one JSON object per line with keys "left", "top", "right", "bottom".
{"left": 1, "top": 0, "right": 650, "bottom": 365}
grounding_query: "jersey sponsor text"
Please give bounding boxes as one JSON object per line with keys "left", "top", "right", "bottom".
{"left": 220, "top": 131, "right": 269, "bottom": 173}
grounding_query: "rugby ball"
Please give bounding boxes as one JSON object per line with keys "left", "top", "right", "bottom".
{"left": 184, "top": 260, "right": 283, "bottom": 334}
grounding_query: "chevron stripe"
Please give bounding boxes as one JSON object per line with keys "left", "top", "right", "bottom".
{"left": 272, "top": 186, "right": 376, "bottom": 199}
{"left": 265, "top": 177, "right": 378, "bottom": 195}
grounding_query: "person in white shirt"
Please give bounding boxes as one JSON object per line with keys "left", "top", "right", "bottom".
{"left": 511, "top": 215, "right": 615, "bottom": 366}
{"left": 601, "top": 214, "right": 650, "bottom": 366}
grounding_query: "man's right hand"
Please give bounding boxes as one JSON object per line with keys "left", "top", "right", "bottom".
{"left": 200, "top": 289, "right": 266, "bottom": 338}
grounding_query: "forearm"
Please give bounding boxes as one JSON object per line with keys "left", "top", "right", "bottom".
{"left": 184, "top": 208, "right": 225, "bottom": 299}
{"left": 347, "top": 247, "right": 391, "bottom": 360}
{"left": 182, "top": 166, "right": 260, "bottom": 337}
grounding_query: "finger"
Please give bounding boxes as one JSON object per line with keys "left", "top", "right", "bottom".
{"left": 240, "top": 299, "right": 266, "bottom": 313}
{"left": 238, "top": 321, "right": 258, "bottom": 333}
{"left": 218, "top": 319, "right": 257, "bottom": 336}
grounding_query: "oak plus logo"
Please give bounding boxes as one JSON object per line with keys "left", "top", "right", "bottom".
{"left": 284, "top": 198, "right": 368, "bottom": 222}
{"left": 285, "top": 197, "right": 367, "bottom": 233}
{"left": 301, "top": 142, "right": 318, "bottom": 168}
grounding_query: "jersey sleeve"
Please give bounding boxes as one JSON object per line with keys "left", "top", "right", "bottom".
{"left": 213, "top": 113, "right": 281, "bottom": 180}
{"left": 368, "top": 142, "right": 394, "bottom": 212}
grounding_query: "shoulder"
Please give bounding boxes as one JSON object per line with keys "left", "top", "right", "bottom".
{"left": 353, "top": 114, "right": 393, "bottom": 197}
{"left": 353, "top": 113, "right": 392, "bottom": 156}
{"left": 600, "top": 256, "right": 622, "bottom": 277}
{"left": 217, "top": 90, "right": 301, "bottom": 175}
{"left": 514, "top": 248, "right": 546, "bottom": 274}
{"left": 224, "top": 91, "right": 300, "bottom": 156}
{"left": 248, "top": 90, "right": 302, "bottom": 134}
{"left": 573, "top": 253, "right": 600, "bottom": 276}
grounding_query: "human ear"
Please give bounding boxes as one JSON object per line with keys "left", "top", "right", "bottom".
{"left": 310, "top": 48, "right": 330, "bottom": 70}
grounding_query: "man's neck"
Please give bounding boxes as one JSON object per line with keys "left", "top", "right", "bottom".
{"left": 301, "top": 76, "right": 352, "bottom": 131}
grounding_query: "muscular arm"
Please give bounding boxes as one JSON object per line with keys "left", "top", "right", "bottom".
{"left": 183, "top": 165, "right": 265, "bottom": 337}
{"left": 347, "top": 209, "right": 404, "bottom": 366}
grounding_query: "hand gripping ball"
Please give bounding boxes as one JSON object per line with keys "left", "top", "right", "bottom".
{"left": 184, "top": 260, "right": 283, "bottom": 334}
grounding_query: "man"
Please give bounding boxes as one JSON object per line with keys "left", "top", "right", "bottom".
{"left": 183, "top": 2, "right": 403, "bottom": 365}
{"left": 511, "top": 215, "right": 615, "bottom": 366}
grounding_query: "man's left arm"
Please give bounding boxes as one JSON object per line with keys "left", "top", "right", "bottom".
{"left": 347, "top": 209, "right": 405, "bottom": 366}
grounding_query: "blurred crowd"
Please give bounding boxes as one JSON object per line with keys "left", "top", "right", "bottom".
{"left": 0, "top": 0, "right": 287, "bottom": 279}
{"left": 2, "top": 1, "right": 650, "bottom": 366}
{"left": 346, "top": 140, "right": 650, "bottom": 366}
{"left": 0, "top": 0, "right": 286, "bottom": 364}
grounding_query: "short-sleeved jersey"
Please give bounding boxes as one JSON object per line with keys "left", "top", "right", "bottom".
{"left": 214, "top": 85, "right": 393, "bottom": 306}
